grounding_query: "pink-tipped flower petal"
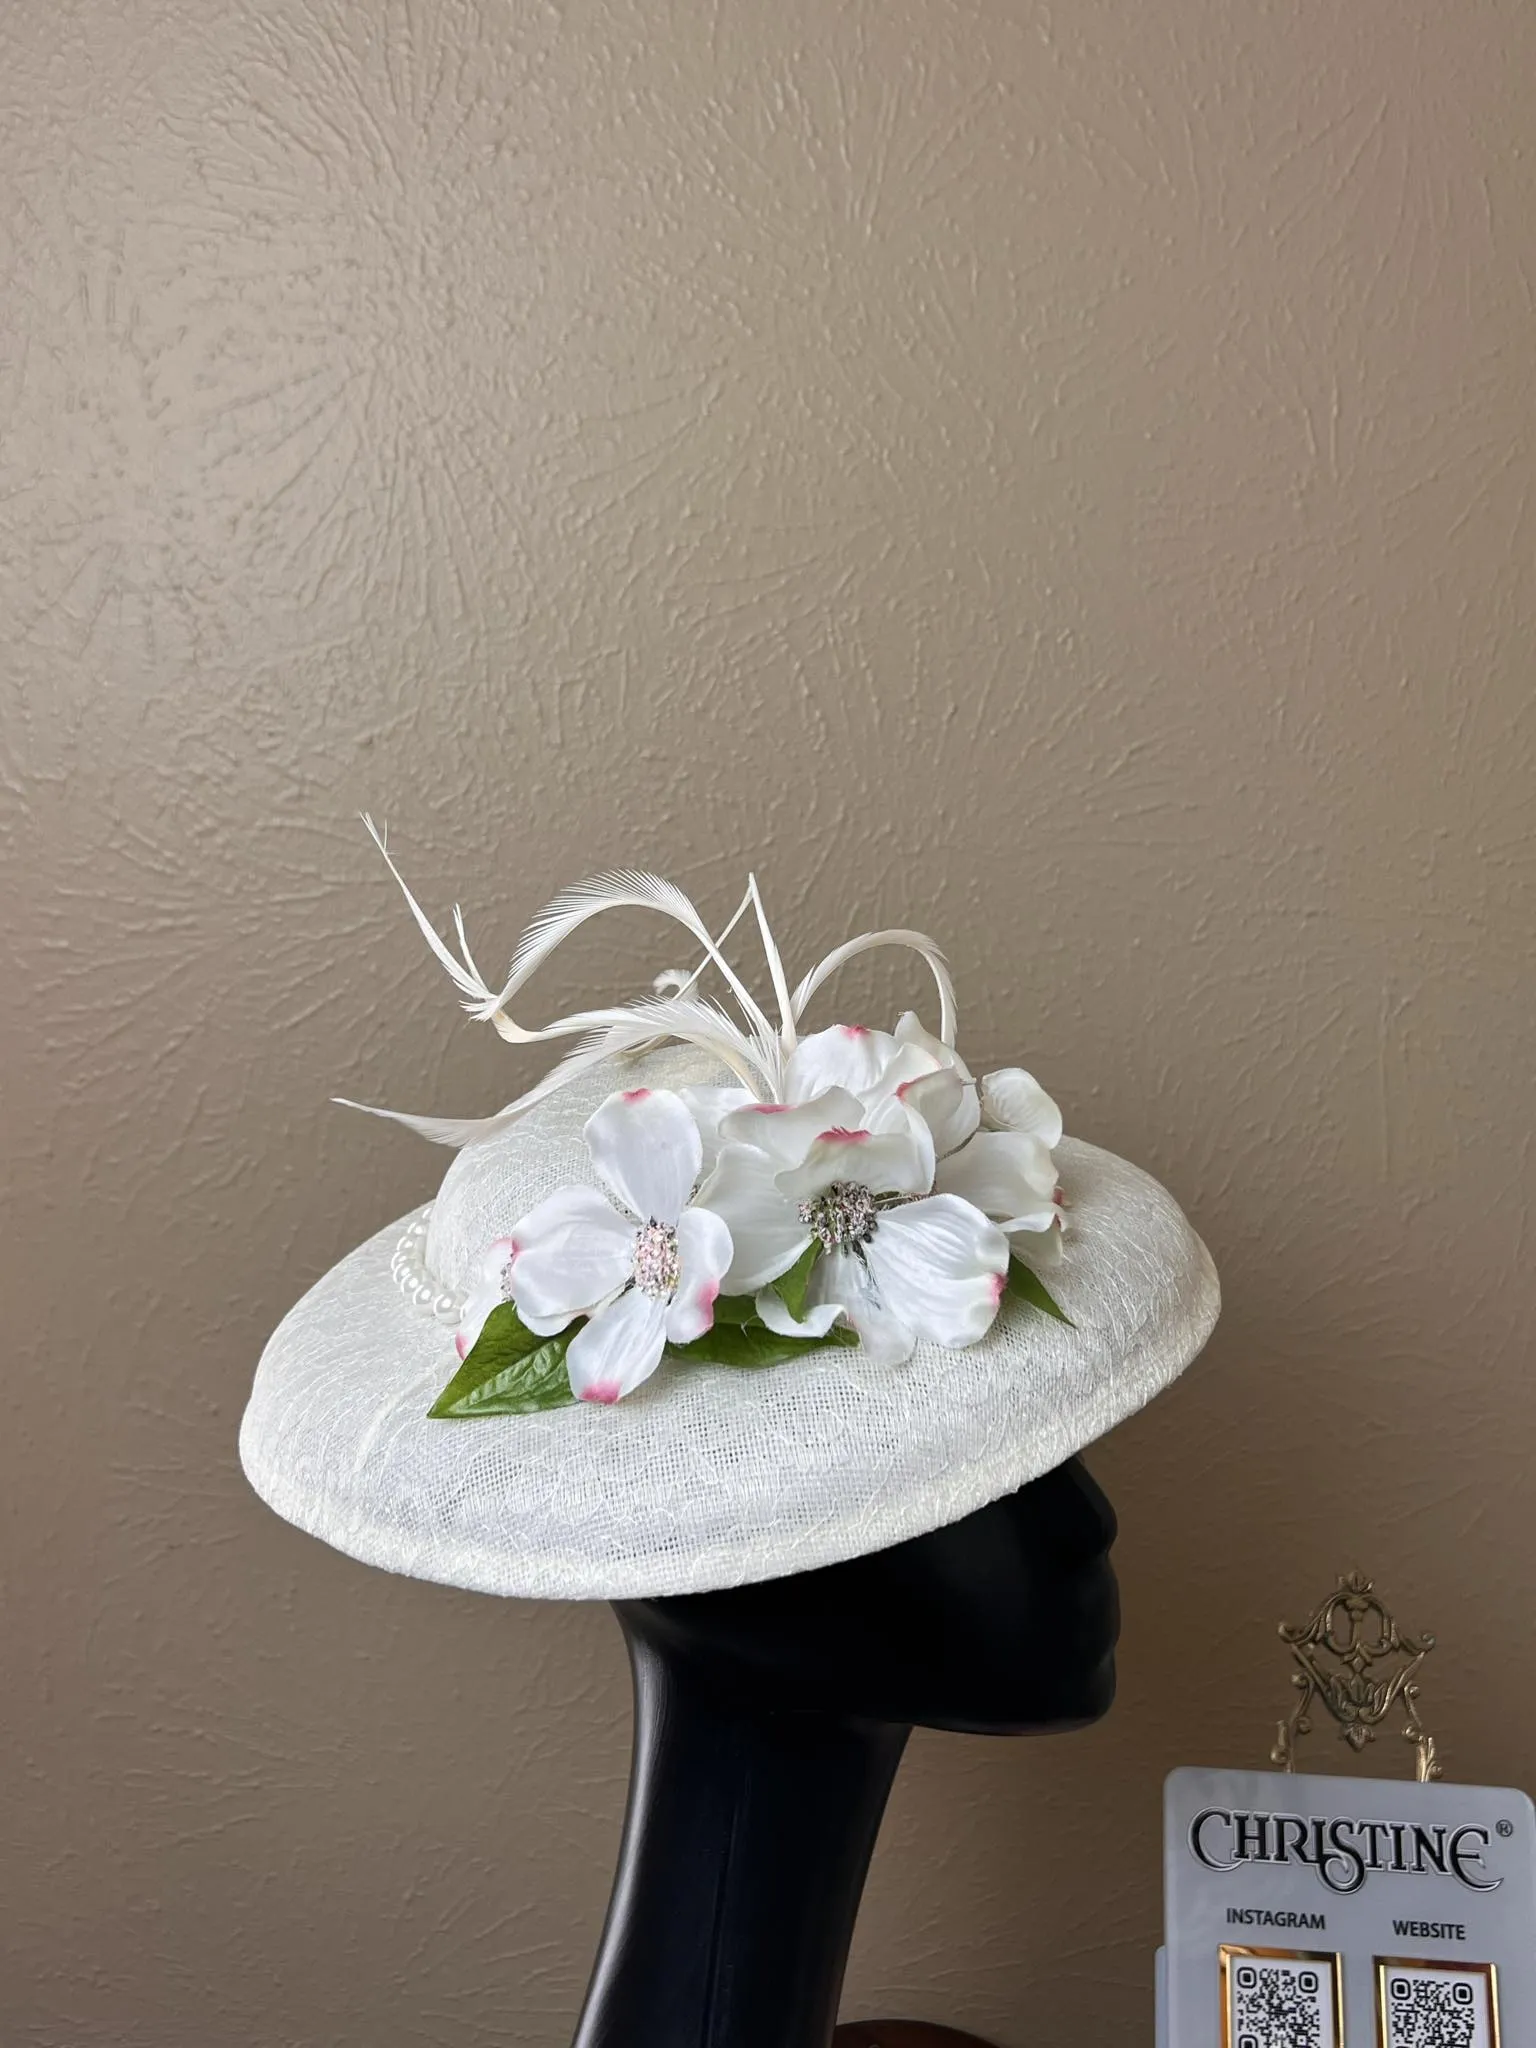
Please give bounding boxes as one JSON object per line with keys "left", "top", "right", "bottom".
{"left": 504, "top": 1185, "right": 637, "bottom": 1333}
{"left": 865, "top": 1194, "right": 1009, "bottom": 1350}
{"left": 565, "top": 1289, "right": 669, "bottom": 1403}
{"left": 718, "top": 1087, "right": 866, "bottom": 1168}
{"left": 665, "top": 1206, "right": 735, "bottom": 1345}
{"left": 584, "top": 1087, "right": 703, "bottom": 1225}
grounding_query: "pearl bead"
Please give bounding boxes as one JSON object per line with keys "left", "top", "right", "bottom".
{"left": 391, "top": 1212, "right": 455, "bottom": 1319}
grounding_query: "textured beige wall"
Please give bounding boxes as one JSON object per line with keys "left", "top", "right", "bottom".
{"left": 3, "top": 0, "right": 1534, "bottom": 2041}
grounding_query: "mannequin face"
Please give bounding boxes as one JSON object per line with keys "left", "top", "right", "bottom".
{"left": 619, "top": 1457, "right": 1119, "bottom": 1735}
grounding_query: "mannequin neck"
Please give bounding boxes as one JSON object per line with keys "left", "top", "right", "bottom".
{"left": 572, "top": 1626, "right": 909, "bottom": 2048}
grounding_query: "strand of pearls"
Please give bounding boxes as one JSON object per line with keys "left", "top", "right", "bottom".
{"left": 390, "top": 1206, "right": 464, "bottom": 1326}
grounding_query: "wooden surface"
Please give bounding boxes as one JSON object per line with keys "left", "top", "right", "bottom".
{"left": 833, "top": 2025, "right": 1001, "bottom": 2047}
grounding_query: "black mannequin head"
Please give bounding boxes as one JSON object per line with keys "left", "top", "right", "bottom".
{"left": 616, "top": 1455, "right": 1118, "bottom": 1735}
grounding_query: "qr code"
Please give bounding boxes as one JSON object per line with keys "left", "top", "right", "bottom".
{"left": 1225, "top": 1951, "right": 1338, "bottom": 2048}
{"left": 1379, "top": 1963, "right": 1496, "bottom": 2048}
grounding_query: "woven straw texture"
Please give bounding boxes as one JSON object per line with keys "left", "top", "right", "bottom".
{"left": 240, "top": 1048, "right": 1218, "bottom": 1599}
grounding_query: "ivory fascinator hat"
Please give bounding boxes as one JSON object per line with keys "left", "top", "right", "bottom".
{"left": 240, "top": 831, "right": 1219, "bottom": 1600}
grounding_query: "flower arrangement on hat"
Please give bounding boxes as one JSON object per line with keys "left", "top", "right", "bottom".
{"left": 347, "top": 824, "right": 1073, "bottom": 1416}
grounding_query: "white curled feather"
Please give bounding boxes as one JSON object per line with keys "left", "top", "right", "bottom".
{"left": 347, "top": 821, "right": 961, "bottom": 1145}
{"left": 484, "top": 869, "right": 781, "bottom": 1074}
{"left": 790, "top": 928, "right": 958, "bottom": 1046}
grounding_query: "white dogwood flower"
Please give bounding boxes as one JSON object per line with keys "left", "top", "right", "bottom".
{"left": 681, "top": 1022, "right": 939, "bottom": 1166}
{"left": 782, "top": 1021, "right": 940, "bottom": 1108}
{"left": 874, "top": 1024, "right": 1066, "bottom": 1260}
{"left": 778, "top": 1019, "right": 1062, "bottom": 1263}
{"left": 965, "top": 1063, "right": 1068, "bottom": 1262}
{"left": 980, "top": 1066, "right": 1063, "bottom": 1146}
{"left": 697, "top": 1102, "right": 1009, "bottom": 1366}
{"left": 456, "top": 1087, "right": 732, "bottom": 1404}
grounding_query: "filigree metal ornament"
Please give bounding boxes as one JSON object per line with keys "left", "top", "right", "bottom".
{"left": 1271, "top": 1571, "right": 1441, "bottom": 1782}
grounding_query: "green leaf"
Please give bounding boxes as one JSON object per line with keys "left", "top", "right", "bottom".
{"left": 767, "top": 1239, "right": 821, "bottom": 1322}
{"left": 1005, "top": 1255, "right": 1074, "bottom": 1326}
{"left": 428, "top": 1301, "right": 579, "bottom": 1417}
{"left": 667, "top": 1317, "right": 859, "bottom": 1371}
{"left": 707, "top": 1290, "right": 761, "bottom": 1326}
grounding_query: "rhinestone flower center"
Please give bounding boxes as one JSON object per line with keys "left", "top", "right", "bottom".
{"left": 631, "top": 1219, "right": 682, "bottom": 1299}
{"left": 797, "top": 1179, "right": 878, "bottom": 1254}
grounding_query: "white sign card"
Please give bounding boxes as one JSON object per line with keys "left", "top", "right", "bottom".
{"left": 1164, "top": 1767, "right": 1535, "bottom": 2046}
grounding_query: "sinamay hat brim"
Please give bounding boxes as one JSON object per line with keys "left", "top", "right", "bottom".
{"left": 240, "top": 1049, "right": 1218, "bottom": 1600}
